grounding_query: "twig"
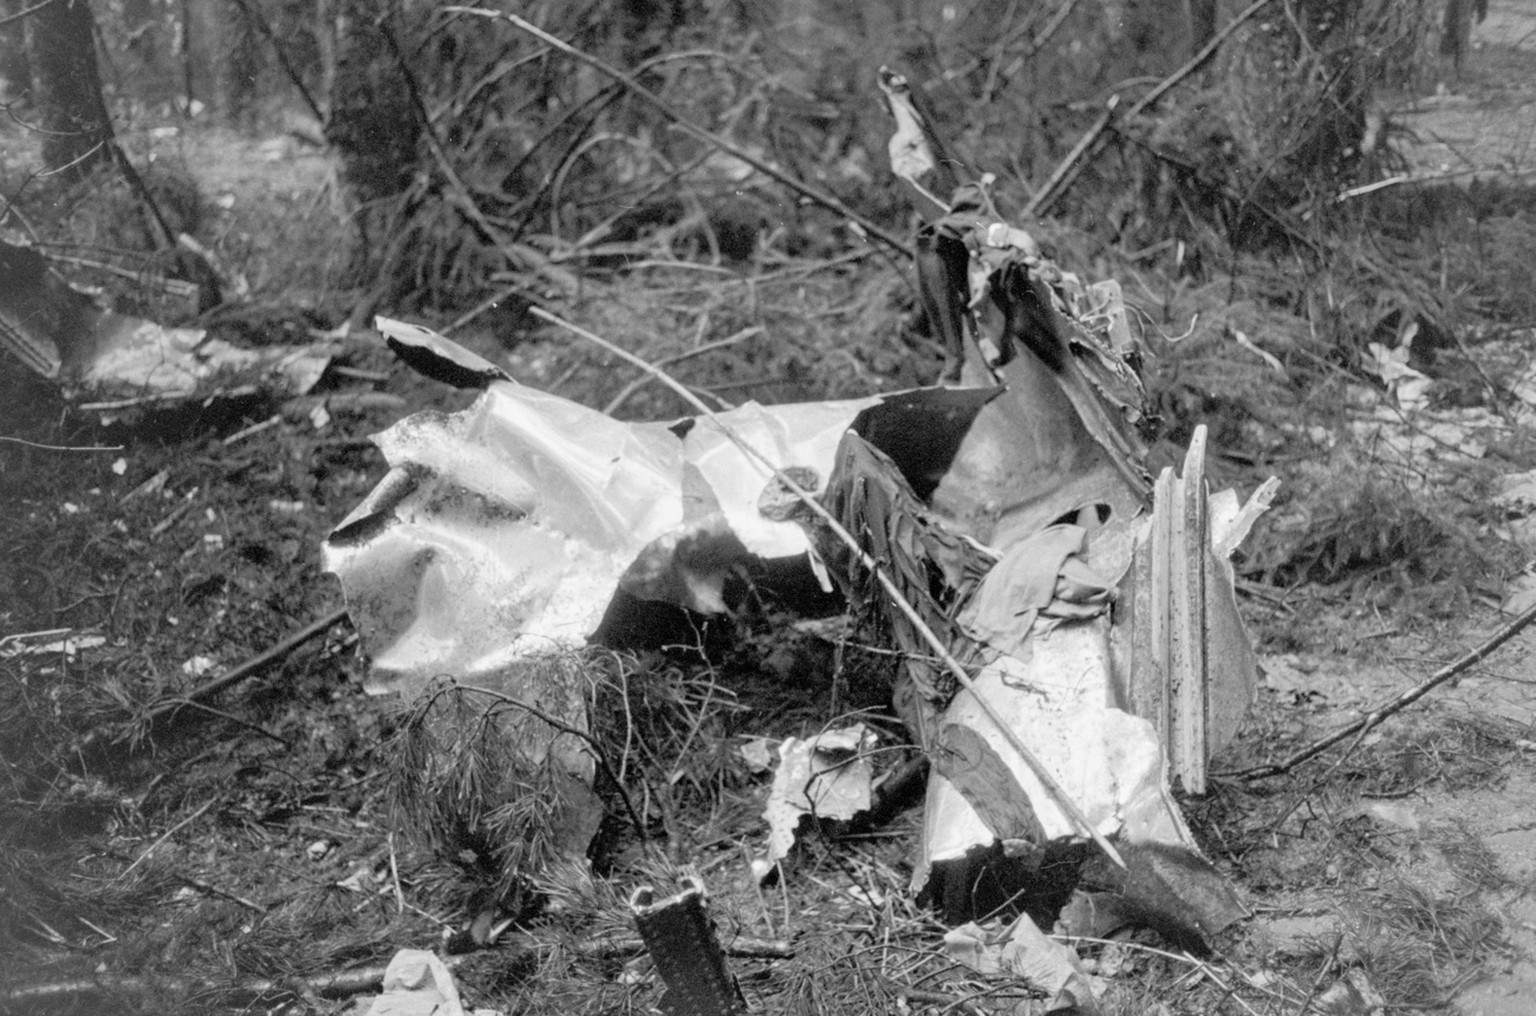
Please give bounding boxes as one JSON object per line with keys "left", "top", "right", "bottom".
{"left": 226, "top": 0, "right": 326, "bottom": 127}
{"left": 145, "top": 699, "right": 291, "bottom": 745}
{"left": 221, "top": 415, "right": 282, "bottom": 446}
{"left": 387, "top": 832, "right": 405, "bottom": 914}
{"left": 378, "top": 21, "right": 503, "bottom": 256}
{"left": 1027, "top": 0, "right": 1276, "bottom": 216}
{"left": 100, "top": 849, "right": 265, "bottom": 913}
{"left": 1336, "top": 165, "right": 1536, "bottom": 202}
{"left": 439, "top": 683, "right": 653, "bottom": 855}
{"left": 1022, "top": 95, "right": 1119, "bottom": 217}
{"left": 0, "top": 0, "right": 62, "bottom": 30}
{"left": 527, "top": 304, "right": 1125, "bottom": 868}
{"left": 497, "top": 47, "right": 733, "bottom": 237}
{"left": 115, "top": 799, "right": 215, "bottom": 881}
{"left": 1028, "top": 0, "right": 1084, "bottom": 56}
{"left": 142, "top": 607, "right": 350, "bottom": 728}
{"left": 1231, "top": 601, "right": 1536, "bottom": 780}
{"left": 445, "top": 7, "right": 908, "bottom": 253}
{"left": 877, "top": 974, "right": 987, "bottom": 1016}
{"left": 0, "top": 436, "right": 123, "bottom": 452}
{"left": 1295, "top": 932, "right": 1345, "bottom": 1016}
{"left": 603, "top": 326, "right": 762, "bottom": 415}
{"left": 445, "top": 281, "right": 524, "bottom": 334}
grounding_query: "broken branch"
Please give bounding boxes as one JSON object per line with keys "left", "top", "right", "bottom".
{"left": 603, "top": 325, "right": 763, "bottom": 415}
{"left": 445, "top": 6, "right": 909, "bottom": 253}
{"left": 0, "top": 0, "right": 63, "bottom": 30}
{"left": 226, "top": 0, "right": 326, "bottom": 127}
{"left": 144, "top": 607, "right": 349, "bottom": 728}
{"left": 1232, "top": 601, "right": 1536, "bottom": 780}
{"left": 1026, "top": 0, "right": 1276, "bottom": 216}
{"left": 527, "top": 304, "right": 1126, "bottom": 868}
{"left": 101, "top": 849, "right": 266, "bottom": 913}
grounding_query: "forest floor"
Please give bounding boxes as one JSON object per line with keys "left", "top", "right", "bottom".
{"left": 1341, "top": 8, "right": 1536, "bottom": 1014}
{"left": 6, "top": 11, "right": 1536, "bottom": 1016}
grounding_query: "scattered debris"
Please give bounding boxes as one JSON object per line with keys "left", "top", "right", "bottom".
{"left": 324, "top": 316, "right": 897, "bottom": 700}
{"left": 317, "top": 50, "right": 1303, "bottom": 977}
{"left": 355, "top": 949, "right": 493, "bottom": 1016}
{"left": 0, "top": 237, "right": 340, "bottom": 423}
{"left": 0, "top": 631, "right": 106, "bottom": 658}
{"left": 760, "top": 724, "right": 876, "bottom": 872}
{"left": 944, "top": 917, "right": 1103, "bottom": 1016}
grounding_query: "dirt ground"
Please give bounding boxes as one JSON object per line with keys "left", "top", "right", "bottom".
{"left": 1349, "top": 6, "right": 1536, "bottom": 1011}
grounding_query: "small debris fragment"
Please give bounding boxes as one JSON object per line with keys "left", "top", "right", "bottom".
{"left": 944, "top": 917, "right": 1103, "bottom": 1015}
{"left": 181, "top": 656, "right": 218, "bottom": 678}
{"left": 355, "top": 948, "right": 489, "bottom": 1016}
{"left": 762, "top": 724, "right": 875, "bottom": 867}
{"left": 631, "top": 876, "right": 746, "bottom": 1016}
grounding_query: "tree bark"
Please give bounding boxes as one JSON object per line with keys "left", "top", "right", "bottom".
{"left": 28, "top": 0, "right": 115, "bottom": 182}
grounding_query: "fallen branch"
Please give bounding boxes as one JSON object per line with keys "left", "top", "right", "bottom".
{"left": 1022, "top": 96, "right": 1119, "bottom": 218}
{"left": 1230, "top": 601, "right": 1536, "bottom": 780}
{"left": 603, "top": 325, "right": 762, "bottom": 415}
{"left": 527, "top": 304, "right": 1126, "bottom": 869}
{"left": 1026, "top": 0, "right": 1276, "bottom": 217}
{"left": 101, "top": 849, "right": 266, "bottom": 913}
{"left": 0, "top": 0, "right": 64, "bottom": 31}
{"left": 445, "top": 6, "right": 909, "bottom": 254}
{"left": 876, "top": 975, "right": 987, "bottom": 1016}
{"left": 143, "top": 607, "right": 350, "bottom": 729}
{"left": 114, "top": 799, "right": 215, "bottom": 882}
{"left": 226, "top": 0, "right": 326, "bottom": 127}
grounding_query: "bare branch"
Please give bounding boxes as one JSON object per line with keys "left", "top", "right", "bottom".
{"left": 1230, "top": 601, "right": 1536, "bottom": 780}
{"left": 444, "top": 6, "right": 908, "bottom": 254}
{"left": 1027, "top": 0, "right": 1276, "bottom": 217}
{"left": 0, "top": 0, "right": 63, "bottom": 30}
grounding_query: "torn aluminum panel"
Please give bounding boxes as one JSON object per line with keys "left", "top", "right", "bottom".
{"left": 0, "top": 237, "right": 331, "bottom": 416}
{"left": 909, "top": 428, "right": 1269, "bottom": 936}
{"left": 945, "top": 918, "right": 1102, "bottom": 1016}
{"left": 870, "top": 84, "right": 1270, "bottom": 937}
{"left": 323, "top": 327, "right": 907, "bottom": 701}
{"left": 1117, "top": 427, "right": 1280, "bottom": 794}
{"left": 916, "top": 617, "right": 1197, "bottom": 887}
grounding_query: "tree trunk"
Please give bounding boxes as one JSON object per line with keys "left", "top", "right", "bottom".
{"left": 27, "top": 0, "right": 114, "bottom": 182}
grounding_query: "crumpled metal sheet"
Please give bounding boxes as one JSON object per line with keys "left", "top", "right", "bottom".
{"left": 74, "top": 315, "right": 330, "bottom": 410}
{"left": 916, "top": 617, "right": 1196, "bottom": 886}
{"left": 0, "top": 238, "right": 329, "bottom": 414}
{"left": 322, "top": 359, "right": 883, "bottom": 699}
{"left": 912, "top": 428, "right": 1271, "bottom": 937}
{"left": 945, "top": 918, "right": 1102, "bottom": 1016}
